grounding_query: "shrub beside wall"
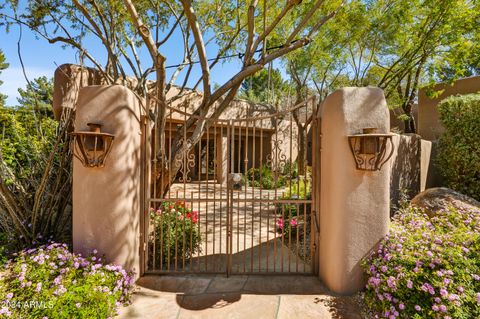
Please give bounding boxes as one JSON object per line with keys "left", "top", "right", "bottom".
{"left": 362, "top": 206, "right": 480, "bottom": 318}
{"left": 0, "top": 243, "right": 134, "bottom": 318}
{"left": 437, "top": 93, "right": 480, "bottom": 200}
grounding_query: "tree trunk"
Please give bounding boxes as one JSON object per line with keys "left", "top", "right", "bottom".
{"left": 403, "top": 117, "right": 416, "bottom": 134}
{"left": 402, "top": 99, "right": 417, "bottom": 134}
{"left": 297, "top": 127, "right": 307, "bottom": 175}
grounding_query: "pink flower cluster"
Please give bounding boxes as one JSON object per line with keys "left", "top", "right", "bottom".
{"left": 362, "top": 206, "right": 480, "bottom": 318}
{"left": 276, "top": 217, "right": 298, "bottom": 230}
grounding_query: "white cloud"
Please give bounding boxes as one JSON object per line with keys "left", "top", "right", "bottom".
{"left": 0, "top": 66, "right": 54, "bottom": 106}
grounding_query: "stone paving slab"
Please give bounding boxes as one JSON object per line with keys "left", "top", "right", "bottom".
{"left": 178, "top": 293, "right": 279, "bottom": 319}
{"left": 116, "top": 275, "right": 362, "bottom": 319}
{"left": 277, "top": 295, "right": 331, "bottom": 319}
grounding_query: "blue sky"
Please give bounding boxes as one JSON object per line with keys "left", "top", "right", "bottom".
{"left": 0, "top": 12, "right": 254, "bottom": 106}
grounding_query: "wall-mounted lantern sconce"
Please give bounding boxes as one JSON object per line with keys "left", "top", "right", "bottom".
{"left": 347, "top": 128, "right": 394, "bottom": 171}
{"left": 228, "top": 173, "right": 243, "bottom": 191}
{"left": 71, "top": 123, "right": 115, "bottom": 168}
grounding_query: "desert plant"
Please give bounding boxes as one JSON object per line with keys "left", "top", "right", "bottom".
{"left": 0, "top": 243, "right": 134, "bottom": 318}
{"left": 0, "top": 77, "right": 73, "bottom": 250}
{"left": 149, "top": 201, "right": 201, "bottom": 266}
{"left": 437, "top": 93, "right": 480, "bottom": 200}
{"left": 362, "top": 206, "right": 480, "bottom": 318}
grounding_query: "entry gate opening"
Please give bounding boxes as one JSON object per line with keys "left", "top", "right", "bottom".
{"left": 143, "top": 98, "right": 319, "bottom": 275}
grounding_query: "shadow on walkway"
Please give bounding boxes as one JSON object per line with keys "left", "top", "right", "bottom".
{"left": 117, "top": 274, "right": 363, "bottom": 319}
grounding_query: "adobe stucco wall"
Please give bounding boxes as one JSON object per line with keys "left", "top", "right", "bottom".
{"left": 389, "top": 134, "right": 435, "bottom": 210}
{"left": 390, "top": 134, "right": 421, "bottom": 210}
{"left": 73, "top": 85, "right": 143, "bottom": 278}
{"left": 418, "top": 76, "right": 480, "bottom": 141}
{"left": 53, "top": 64, "right": 104, "bottom": 120}
{"left": 389, "top": 105, "right": 418, "bottom": 133}
{"left": 319, "top": 87, "right": 390, "bottom": 294}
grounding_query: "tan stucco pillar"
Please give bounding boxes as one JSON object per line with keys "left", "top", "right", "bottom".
{"left": 73, "top": 85, "right": 143, "bottom": 278}
{"left": 319, "top": 87, "right": 390, "bottom": 294}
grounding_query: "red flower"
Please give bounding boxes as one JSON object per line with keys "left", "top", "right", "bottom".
{"left": 192, "top": 211, "right": 199, "bottom": 223}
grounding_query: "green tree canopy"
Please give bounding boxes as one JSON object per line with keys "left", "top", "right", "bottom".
{"left": 239, "top": 67, "right": 289, "bottom": 104}
{"left": 16, "top": 76, "right": 54, "bottom": 118}
{"left": 0, "top": 50, "right": 9, "bottom": 107}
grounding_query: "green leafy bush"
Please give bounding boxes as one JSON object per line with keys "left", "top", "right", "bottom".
{"left": 0, "top": 243, "right": 134, "bottom": 318}
{"left": 149, "top": 201, "right": 201, "bottom": 266}
{"left": 283, "top": 179, "right": 312, "bottom": 200}
{"left": 246, "top": 164, "right": 285, "bottom": 189}
{"left": 362, "top": 206, "right": 480, "bottom": 318}
{"left": 0, "top": 107, "right": 57, "bottom": 183}
{"left": 437, "top": 93, "right": 480, "bottom": 200}
{"left": 282, "top": 160, "right": 298, "bottom": 179}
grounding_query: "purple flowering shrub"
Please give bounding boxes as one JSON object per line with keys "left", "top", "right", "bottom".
{"left": 0, "top": 243, "right": 134, "bottom": 318}
{"left": 362, "top": 206, "right": 480, "bottom": 318}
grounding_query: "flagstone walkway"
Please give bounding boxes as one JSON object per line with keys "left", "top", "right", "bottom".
{"left": 116, "top": 275, "right": 363, "bottom": 319}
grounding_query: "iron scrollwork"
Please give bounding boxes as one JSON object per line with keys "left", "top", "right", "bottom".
{"left": 266, "top": 139, "right": 287, "bottom": 172}
{"left": 174, "top": 138, "right": 196, "bottom": 183}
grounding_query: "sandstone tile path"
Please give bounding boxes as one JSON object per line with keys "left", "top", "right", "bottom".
{"left": 117, "top": 275, "right": 363, "bottom": 319}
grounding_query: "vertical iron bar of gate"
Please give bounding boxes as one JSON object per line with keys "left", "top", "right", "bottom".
{"left": 151, "top": 118, "right": 157, "bottom": 271}
{"left": 205, "top": 125, "right": 210, "bottom": 272}
{"left": 311, "top": 96, "right": 318, "bottom": 275}
{"left": 251, "top": 120, "right": 256, "bottom": 273}
{"left": 148, "top": 106, "right": 155, "bottom": 272}
{"left": 236, "top": 121, "right": 242, "bottom": 273}
{"left": 259, "top": 118, "right": 264, "bottom": 272}
{"left": 243, "top": 119, "right": 249, "bottom": 273}
{"left": 212, "top": 123, "right": 217, "bottom": 272}
{"left": 288, "top": 111, "right": 293, "bottom": 273}
{"left": 143, "top": 112, "right": 151, "bottom": 274}
{"left": 226, "top": 120, "right": 232, "bottom": 276}
{"left": 273, "top": 109, "right": 278, "bottom": 273}
{"left": 167, "top": 112, "right": 173, "bottom": 271}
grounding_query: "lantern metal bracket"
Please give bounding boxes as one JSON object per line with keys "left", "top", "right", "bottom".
{"left": 347, "top": 128, "right": 394, "bottom": 171}
{"left": 70, "top": 123, "right": 115, "bottom": 168}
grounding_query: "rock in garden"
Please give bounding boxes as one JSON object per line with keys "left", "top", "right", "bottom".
{"left": 411, "top": 187, "right": 480, "bottom": 216}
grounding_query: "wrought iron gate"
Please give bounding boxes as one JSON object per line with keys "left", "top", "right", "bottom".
{"left": 142, "top": 98, "right": 319, "bottom": 275}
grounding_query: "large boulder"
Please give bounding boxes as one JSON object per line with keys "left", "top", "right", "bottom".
{"left": 411, "top": 187, "right": 480, "bottom": 215}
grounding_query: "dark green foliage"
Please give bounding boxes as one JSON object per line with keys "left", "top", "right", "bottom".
{"left": 0, "top": 49, "right": 8, "bottom": 107}
{"left": 437, "top": 93, "right": 480, "bottom": 200}
{"left": 0, "top": 106, "right": 57, "bottom": 182}
{"left": 16, "top": 76, "right": 55, "bottom": 118}
{"left": 239, "top": 68, "right": 289, "bottom": 104}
